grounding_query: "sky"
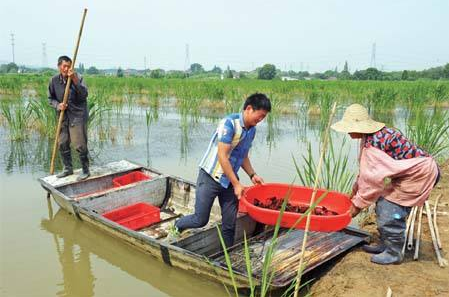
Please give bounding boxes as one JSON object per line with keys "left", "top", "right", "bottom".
{"left": 1, "top": 0, "right": 448, "bottom": 72}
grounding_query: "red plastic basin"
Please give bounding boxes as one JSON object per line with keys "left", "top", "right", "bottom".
{"left": 241, "top": 183, "right": 351, "bottom": 232}
{"left": 112, "top": 171, "right": 151, "bottom": 187}
{"left": 102, "top": 202, "right": 160, "bottom": 230}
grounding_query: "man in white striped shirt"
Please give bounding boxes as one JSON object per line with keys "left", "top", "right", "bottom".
{"left": 175, "top": 93, "right": 271, "bottom": 247}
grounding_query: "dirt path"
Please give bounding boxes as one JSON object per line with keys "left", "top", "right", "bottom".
{"left": 309, "top": 161, "right": 449, "bottom": 297}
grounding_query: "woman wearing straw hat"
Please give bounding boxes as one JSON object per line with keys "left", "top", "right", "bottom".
{"left": 331, "top": 104, "right": 440, "bottom": 265}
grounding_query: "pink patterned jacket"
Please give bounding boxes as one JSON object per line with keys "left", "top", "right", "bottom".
{"left": 352, "top": 127, "right": 439, "bottom": 208}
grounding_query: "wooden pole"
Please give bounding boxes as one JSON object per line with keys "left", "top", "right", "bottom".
{"left": 49, "top": 8, "right": 88, "bottom": 176}
{"left": 433, "top": 194, "right": 442, "bottom": 249}
{"left": 407, "top": 206, "right": 418, "bottom": 250}
{"left": 402, "top": 205, "right": 415, "bottom": 255}
{"left": 413, "top": 205, "right": 424, "bottom": 260}
{"left": 424, "top": 201, "right": 446, "bottom": 267}
{"left": 293, "top": 102, "right": 337, "bottom": 297}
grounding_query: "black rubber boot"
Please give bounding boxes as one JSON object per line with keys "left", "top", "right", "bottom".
{"left": 77, "top": 154, "right": 90, "bottom": 181}
{"left": 56, "top": 150, "right": 73, "bottom": 178}
{"left": 371, "top": 197, "right": 410, "bottom": 265}
{"left": 362, "top": 243, "right": 386, "bottom": 254}
{"left": 56, "top": 168, "right": 73, "bottom": 178}
{"left": 371, "top": 238, "right": 403, "bottom": 265}
{"left": 77, "top": 171, "right": 90, "bottom": 181}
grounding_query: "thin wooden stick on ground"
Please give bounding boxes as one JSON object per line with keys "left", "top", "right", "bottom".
{"left": 407, "top": 206, "right": 418, "bottom": 250}
{"left": 293, "top": 102, "right": 337, "bottom": 297}
{"left": 424, "top": 201, "right": 447, "bottom": 267}
{"left": 433, "top": 194, "right": 442, "bottom": 249}
{"left": 413, "top": 205, "right": 424, "bottom": 260}
{"left": 402, "top": 206, "right": 415, "bottom": 255}
{"left": 386, "top": 287, "right": 393, "bottom": 297}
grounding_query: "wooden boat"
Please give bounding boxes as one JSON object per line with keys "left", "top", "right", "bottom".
{"left": 39, "top": 160, "right": 370, "bottom": 289}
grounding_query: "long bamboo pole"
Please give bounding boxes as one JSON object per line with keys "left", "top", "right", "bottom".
{"left": 293, "top": 102, "right": 337, "bottom": 297}
{"left": 49, "top": 8, "right": 88, "bottom": 176}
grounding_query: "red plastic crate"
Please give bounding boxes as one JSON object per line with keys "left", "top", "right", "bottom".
{"left": 102, "top": 202, "right": 161, "bottom": 230}
{"left": 112, "top": 171, "right": 151, "bottom": 187}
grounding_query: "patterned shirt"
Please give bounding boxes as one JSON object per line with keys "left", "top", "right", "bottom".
{"left": 364, "top": 127, "right": 429, "bottom": 160}
{"left": 199, "top": 113, "right": 256, "bottom": 188}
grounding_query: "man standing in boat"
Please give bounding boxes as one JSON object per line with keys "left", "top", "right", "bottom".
{"left": 48, "top": 56, "right": 90, "bottom": 181}
{"left": 174, "top": 93, "right": 271, "bottom": 247}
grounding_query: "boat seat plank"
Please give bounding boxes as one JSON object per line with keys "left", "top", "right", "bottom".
{"left": 212, "top": 228, "right": 368, "bottom": 287}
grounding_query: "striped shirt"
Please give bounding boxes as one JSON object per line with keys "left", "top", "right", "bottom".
{"left": 199, "top": 113, "right": 256, "bottom": 188}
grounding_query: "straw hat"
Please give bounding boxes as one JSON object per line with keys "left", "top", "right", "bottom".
{"left": 331, "top": 104, "right": 385, "bottom": 134}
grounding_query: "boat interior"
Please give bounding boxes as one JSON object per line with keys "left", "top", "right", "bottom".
{"left": 47, "top": 167, "right": 369, "bottom": 287}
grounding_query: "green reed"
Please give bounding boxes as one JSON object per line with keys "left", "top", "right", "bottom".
{"left": 406, "top": 108, "right": 449, "bottom": 159}
{"left": 0, "top": 100, "right": 32, "bottom": 141}
{"left": 294, "top": 138, "right": 355, "bottom": 194}
{"left": 28, "top": 97, "right": 57, "bottom": 137}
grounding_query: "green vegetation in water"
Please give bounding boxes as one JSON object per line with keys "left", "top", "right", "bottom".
{"left": 2, "top": 75, "right": 449, "bottom": 112}
{"left": 406, "top": 108, "right": 449, "bottom": 160}
{"left": 294, "top": 138, "right": 355, "bottom": 194}
{"left": 1, "top": 100, "right": 32, "bottom": 141}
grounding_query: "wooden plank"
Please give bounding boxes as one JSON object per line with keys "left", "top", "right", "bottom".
{"left": 212, "top": 228, "right": 368, "bottom": 287}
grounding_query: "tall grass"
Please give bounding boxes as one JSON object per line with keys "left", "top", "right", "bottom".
{"left": 2, "top": 75, "right": 448, "bottom": 113}
{"left": 294, "top": 138, "right": 355, "bottom": 194}
{"left": 28, "top": 97, "right": 56, "bottom": 137}
{"left": 0, "top": 101, "right": 32, "bottom": 141}
{"left": 406, "top": 109, "right": 449, "bottom": 159}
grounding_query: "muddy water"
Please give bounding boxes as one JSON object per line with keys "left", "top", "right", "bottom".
{"left": 0, "top": 105, "right": 364, "bottom": 297}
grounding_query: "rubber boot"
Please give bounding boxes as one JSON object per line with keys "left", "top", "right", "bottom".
{"left": 77, "top": 154, "right": 90, "bottom": 181}
{"left": 371, "top": 197, "right": 410, "bottom": 265}
{"left": 371, "top": 238, "right": 403, "bottom": 265}
{"left": 56, "top": 150, "right": 73, "bottom": 178}
{"left": 362, "top": 243, "right": 386, "bottom": 254}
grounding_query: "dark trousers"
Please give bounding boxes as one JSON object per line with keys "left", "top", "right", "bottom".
{"left": 59, "top": 119, "right": 89, "bottom": 170}
{"left": 175, "top": 169, "right": 239, "bottom": 247}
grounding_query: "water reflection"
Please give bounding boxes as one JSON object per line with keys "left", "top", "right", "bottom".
{"left": 41, "top": 209, "right": 96, "bottom": 297}
{"left": 40, "top": 207, "right": 226, "bottom": 297}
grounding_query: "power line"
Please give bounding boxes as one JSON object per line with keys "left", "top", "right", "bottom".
{"left": 10, "top": 33, "right": 15, "bottom": 63}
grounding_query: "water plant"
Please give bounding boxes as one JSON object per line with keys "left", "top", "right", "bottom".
{"left": 0, "top": 100, "right": 32, "bottom": 141}
{"left": 406, "top": 108, "right": 449, "bottom": 159}
{"left": 293, "top": 137, "right": 355, "bottom": 194}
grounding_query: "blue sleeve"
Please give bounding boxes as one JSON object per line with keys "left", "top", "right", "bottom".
{"left": 217, "top": 118, "right": 235, "bottom": 144}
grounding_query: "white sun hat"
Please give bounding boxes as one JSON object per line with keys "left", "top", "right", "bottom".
{"left": 331, "top": 104, "right": 385, "bottom": 134}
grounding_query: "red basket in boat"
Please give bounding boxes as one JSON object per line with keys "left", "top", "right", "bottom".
{"left": 112, "top": 171, "right": 151, "bottom": 187}
{"left": 240, "top": 183, "right": 351, "bottom": 232}
{"left": 102, "top": 202, "right": 160, "bottom": 230}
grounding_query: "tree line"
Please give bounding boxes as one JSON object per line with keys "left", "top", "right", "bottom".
{"left": 1, "top": 61, "right": 448, "bottom": 81}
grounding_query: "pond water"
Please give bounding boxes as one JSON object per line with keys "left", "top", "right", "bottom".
{"left": 0, "top": 101, "right": 405, "bottom": 297}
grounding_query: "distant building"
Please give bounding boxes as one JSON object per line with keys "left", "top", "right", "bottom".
{"left": 281, "top": 76, "right": 298, "bottom": 81}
